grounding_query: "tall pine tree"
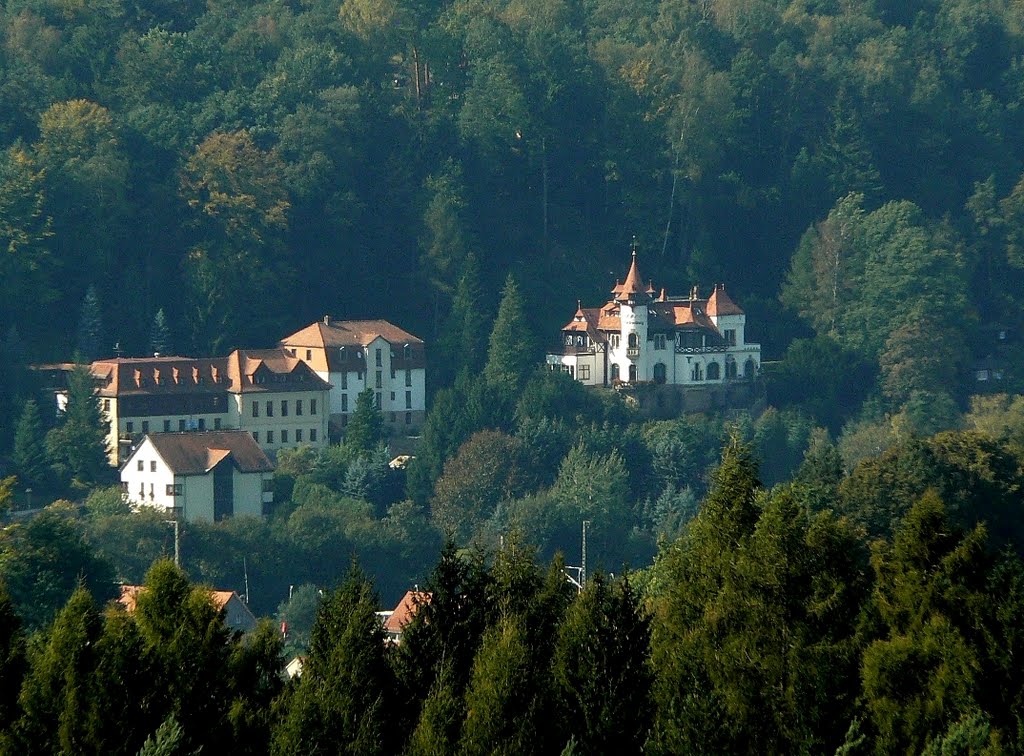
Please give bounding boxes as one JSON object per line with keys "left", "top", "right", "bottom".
{"left": 148, "top": 308, "right": 172, "bottom": 356}
{"left": 484, "top": 275, "right": 535, "bottom": 389}
{"left": 45, "top": 363, "right": 110, "bottom": 488}
{"left": 75, "top": 285, "right": 104, "bottom": 361}
{"left": 13, "top": 399, "right": 49, "bottom": 491}
{"left": 272, "top": 565, "right": 394, "bottom": 754}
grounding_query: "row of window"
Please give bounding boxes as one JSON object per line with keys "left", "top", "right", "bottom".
{"left": 127, "top": 418, "right": 222, "bottom": 434}
{"left": 339, "top": 390, "right": 414, "bottom": 413}
{"left": 595, "top": 330, "right": 739, "bottom": 350}
{"left": 252, "top": 399, "right": 317, "bottom": 418}
{"left": 339, "top": 368, "right": 414, "bottom": 389}
{"left": 252, "top": 428, "right": 319, "bottom": 444}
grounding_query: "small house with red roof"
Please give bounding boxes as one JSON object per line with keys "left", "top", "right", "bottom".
{"left": 546, "top": 252, "right": 761, "bottom": 406}
{"left": 118, "top": 584, "right": 258, "bottom": 633}
{"left": 381, "top": 590, "right": 430, "bottom": 644}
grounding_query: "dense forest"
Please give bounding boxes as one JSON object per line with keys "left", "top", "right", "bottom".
{"left": 4, "top": 433, "right": 1024, "bottom": 753}
{"left": 5, "top": 0, "right": 1024, "bottom": 750}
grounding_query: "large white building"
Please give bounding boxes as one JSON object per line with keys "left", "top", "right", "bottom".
{"left": 279, "top": 317, "right": 426, "bottom": 438}
{"left": 120, "top": 431, "right": 274, "bottom": 522}
{"left": 546, "top": 252, "right": 761, "bottom": 389}
{"left": 90, "top": 349, "right": 330, "bottom": 464}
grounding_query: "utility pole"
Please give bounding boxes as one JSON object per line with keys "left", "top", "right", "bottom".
{"left": 164, "top": 519, "right": 180, "bottom": 567}
{"left": 581, "top": 520, "right": 589, "bottom": 590}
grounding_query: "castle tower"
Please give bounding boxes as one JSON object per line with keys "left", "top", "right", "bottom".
{"left": 612, "top": 250, "right": 652, "bottom": 383}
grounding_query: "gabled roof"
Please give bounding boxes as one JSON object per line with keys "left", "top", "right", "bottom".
{"left": 384, "top": 590, "right": 430, "bottom": 635}
{"left": 92, "top": 356, "right": 229, "bottom": 397}
{"left": 139, "top": 431, "right": 274, "bottom": 476}
{"left": 224, "top": 348, "right": 332, "bottom": 393}
{"left": 91, "top": 350, "right": 330, "bottom": 396}
{"left": 281, "top": 318, "right": 423, "bottom": 349}
{"left": 706, "top": 284, "right": 744, "bottom": 316}
{"left": 118, "top": 586, "right": 257, "bottom": 631}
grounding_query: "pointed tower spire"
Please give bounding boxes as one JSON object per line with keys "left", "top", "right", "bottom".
{"left": 615, "top": 242, "right": 652, "bottom": 303}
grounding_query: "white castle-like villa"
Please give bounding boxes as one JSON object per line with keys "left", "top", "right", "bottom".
{"left": 546, "top": 252, "right": 761, "bottom": 397}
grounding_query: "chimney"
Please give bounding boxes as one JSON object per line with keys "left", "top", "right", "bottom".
{"left": 324, "top": 315, "right": 331, "bottom": 326}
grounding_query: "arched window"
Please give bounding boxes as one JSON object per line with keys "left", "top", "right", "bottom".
{"left": 744, "top": 358, "right": 756, "bottom": 378}
{"left": 725, "top": 358, "right": 737, "bottom": 379}
{"left": 653, "top": 362, "right": 667, "bottom": 384}
{"left": 611, "top": 364, "right": 620, "bottom": 381}
{"left": 691, "top": 362, "right": 703, "bottom": 381}
{"left": 706, "top": 361, "right": 720, "bottom": 380}
{"left": 628, "top": 332, "right": 639, "bottom": 348}
{"left": 628, "top": 364, "right": 638, "bottom": 382}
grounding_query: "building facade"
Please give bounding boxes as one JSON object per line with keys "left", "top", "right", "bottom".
{"left": 546, "top": 252, "right": 761, "bottom": 391}
{"left": 279, "top": 317, "right": 426, "bottom": 438}
{"left": 120, "top": 431, "right": 274, "bottom": 522}
{"left": 91, "top": 349, "right": 330, "bottom": 464}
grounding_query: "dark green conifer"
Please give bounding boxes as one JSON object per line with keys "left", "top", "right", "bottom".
{"left": 552, "top": 574, "right": 652, "bottom": 754}
{"left": 13, "top": 399, "right": 49, "bottom": 491}
{"left": 272, "top": 565, "right": 394, "bottom": 755}
{"left": 148, "top": 308, "right": 172, "bottom": 356}
{"left": 345, "top": 387, "right": 384, "bottom": 456}
{"left": 484, "top": 275, "right": 534, "bottom": 388}
{"left": 45, "top": 362, "right": 110, "bottom": 488}
{"left": 75, "top": 285, "right": 104, "bottom": 361}
{"left": 11, "top": 587, "right": 103, "bottom": 754}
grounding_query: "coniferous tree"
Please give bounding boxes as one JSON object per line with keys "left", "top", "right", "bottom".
{"left": 136, "top": 715, "right": 187, "bottom": 756}
{"left": 0, "top": 581, "right": 26, "bottom": 735}
{"left": 46, "top": 363, "right": 110, "bottom": 488}
{"left": 405, "top": 666, "right": 465, "bottom": 756}
{"left": 552, "top": 574, "right": 652, "bottom": 754}
{"left": 11, "top": 587, "right": 103, "bottom": 755}
{"left": 650, "top": 439, "right": 868, "bottom": 754}
{"left": 345, "top": 387, "right": 384, "bottom": 456}
{"left": 76, "top": 285, "right": 104, "bottom": 361}
{"left": 392, "top": 544, "right": 492, "bottom": 736}
{"left": 13, "top": 399, "right": 49, "bottom": 491}
{"left": 148, "top": 308, "right": 172, "bottom": 356}
{"left": 484, "top": 275, "right": 535, "bottom": 389}
{"left": 436, "top": 252, "right": 488, "bottom": 388}
{"left": 133, "top": 560, "right": 235, "bottom": 753}
{"left": 272, "top": 565, "right": 394, "bottom": 755}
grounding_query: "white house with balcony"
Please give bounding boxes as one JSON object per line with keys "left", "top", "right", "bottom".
{"left": 546, "top": 252, "right": 761, "bottom": 392}
{"left": 120, "top": 431, "right": 274, "bottom": 522}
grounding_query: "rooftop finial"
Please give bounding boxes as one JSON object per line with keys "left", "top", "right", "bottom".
{"left": 631, "top": 235, "right": 637, "bottom": 257}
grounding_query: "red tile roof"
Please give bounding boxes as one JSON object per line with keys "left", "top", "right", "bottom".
{"left": 384, "top": 590, "right": 430, "bottom": 634}
{"left": 281, "top": 318, "right": 423, "bottom": 349}
{"left": 225, "top": 348, "right": 331, "bottom": 393}
{"left": 706, "top": 284, "right": 744, "bottom": 316}
{"left": 140, "top": 431, "right": 274, "bottom": 475}
{"left": 91, "top": 349, "right": 329, "bottom": 396}
{"left": 613, "top": 251, "right": 652, "bottom": 303}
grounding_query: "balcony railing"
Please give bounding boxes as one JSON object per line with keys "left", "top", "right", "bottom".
{"left": 626, "top": 347, "right": 640, "bottom": 358}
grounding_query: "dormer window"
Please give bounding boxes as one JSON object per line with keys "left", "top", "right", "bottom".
{"left": 211, "top": 367, "right": 220, "bottom": 383}
{"left": 134, "top": 369, "right": 143, "bottom": 387}
{"left": 172, "top": 367, "right": 180, "bottom": 384}
{"left": 192, "top": 367, "right": 200, "bottom": 383}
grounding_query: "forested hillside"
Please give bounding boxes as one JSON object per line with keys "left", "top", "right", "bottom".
{"left": 3, "top": 0, "right": 1024, "bottom": 367}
